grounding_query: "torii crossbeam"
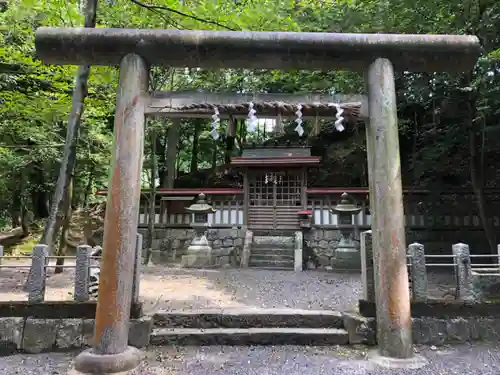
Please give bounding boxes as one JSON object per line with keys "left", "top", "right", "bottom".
{"left": 34, "top": 27, "right": 480, "bottom": 373}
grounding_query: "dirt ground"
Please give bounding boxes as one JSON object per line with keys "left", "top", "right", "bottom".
{"left": 0, "top": 259, "right": 456, "bottom": 313}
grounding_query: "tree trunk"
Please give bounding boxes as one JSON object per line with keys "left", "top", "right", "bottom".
{"left": 470, "top": 125, "right": 496, "bottom": 253}
{"left": 25, "top": 0, "right": 98, "bottom": 289}
{"left": 190, "top": 120, "right": 201, "bottom": 173}
{"left": 466, "top": 73, "right": 496, "bottom": 254}
{"left": 11, "top": 189, "right": 21, "bottom": 227}
{"left": 20, "top": 204, "right": 29, "bottom": 237}
{"left": 225, "top": 117, "right": 236, "bottom": 164}
{"left": 83, "top": 165, "right": 94, "bottom": 208}
{"left": 30, "top": 167, "right": 50, "bottom": 219}
{"left": 54, "top": 178, "right": 73, "bottom": 274}
{"left": 165, "top": 119, "right": 180, "bottom": 188}
{"left": 212, "top": 140, "right": 218, "bottom": 169}
{"left": 38, "top": 0, "right": 97, "bottom": 248}
{"left": 145, "top": 128, "right": 157, "bottom": 265}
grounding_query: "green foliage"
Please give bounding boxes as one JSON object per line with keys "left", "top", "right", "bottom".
{"left": 1, "top": 0, "right": 500, "bottom": 228}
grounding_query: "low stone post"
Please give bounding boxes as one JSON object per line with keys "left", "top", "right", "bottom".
{"left": 74, "top": 245, "right": 92, "bottom": 302}
{"left": 28, "top": 244, "right": 48, "bottom": 303}
{"left": 0, "top": 245, "right": 3, "bottom": 265}
{"left": 452, "top": 243, "right": 473, "bottom": 301}
{"left": 408, "top": 243, "right": 428, "bottom": 302}
{"left": 294, "top": 231, "right": 303, "bottom": 272}
{"left": 132, "top": 233, "right": 142, "bottom": 304}
{"left": 360, "top": 230, "right": 375, "bottom": 302}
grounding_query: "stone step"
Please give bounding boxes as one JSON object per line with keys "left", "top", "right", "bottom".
{"left": 150, "top": 327, "right": 349, "bottom": 346}
{"left": 152, "top": 309, "right": 344, "bottom": 329}
{"left": 253, "top": 236, "right": 294, "bottom": 247}
{"left": 251, "top": 246, "right": 294, "bottom": 254}
{"left": 252, "top": 243, "right": 295, "bottom": 250}
{"left": 250, "top": 253, "right": 295, "bottom": 261}
{"left": 252, "top": 230, "right": 297, "bottom": 237}
{"left": 249, "top": 259, "right": 294, "bottom": 268}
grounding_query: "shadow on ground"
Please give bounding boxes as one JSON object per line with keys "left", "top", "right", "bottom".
{"left": 0, "top": 262, "right": 456, "bottom": 314}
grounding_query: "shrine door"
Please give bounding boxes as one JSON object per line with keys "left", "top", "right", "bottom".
{"left": 248, "top": 170, "right": 302, "bottom": 230}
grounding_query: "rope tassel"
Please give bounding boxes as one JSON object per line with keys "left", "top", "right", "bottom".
{"left": 332, "top": 103, "right": 345, "bottom": 132}
{"left": 247, "top": 102, "right": 258, "bottom": 132}
{"left": 211, "top": 106, "right": 220, "bottom": 140}
{"left": 294, "top": 104, "right": 304, "bottom": 136}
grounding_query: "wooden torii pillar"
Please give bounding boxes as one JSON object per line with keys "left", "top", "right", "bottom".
{"left": 34, "top": 28, "right": 480, "bottom": 373}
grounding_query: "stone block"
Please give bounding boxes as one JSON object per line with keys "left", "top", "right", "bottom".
{"left": 172, "top": 239, "right": 182, "bottom": 249}
{"left": 477, "top": 318, "right": 500, "bottom": 341}
{"left": 328, "top": 240, "right": 339, "bottom": 249}
{"left": 170, "top": 229, "right": 188, "bottom": 239}
{"left": 128, "top": 317, "right": 153, "bottom": 348}
{"left": 22, "top": 318, "right": 58, "bottom": 354}
{"left": 342, "top": 312, "right": 376, "bottom": 345}
{"left": 446, "top": 318, "right": 470, "bottom": 343}
{"left": 181, "top": 254, "right": 211, "bottom": 268}
{"left": 207, "top": 231, "right": 218, "bottom": 241}
{"left": 467, "top": 317, "right": 488, "bottom": 341}
{"left": 317, "top": 256, "right": 330, "bottom": 266}
{"left": 155, "top": 230, "right": 167, "bottom": 240}
{"left": 324, "top": 230, "right": 340, "bottom": 240}
{"left": 218, "top": 229, "right": 232, "bottom": 238}
{"left": 312, "top": 229, "right": 324, "bottom": 240}
{"left": 234, "top": 238, "right": 243, "bottom": 246}
{"left": 82, "top": 319, "right": 95, "bottom": 347}
{"left": 412, "top": 318, "right": 446, "bottom": 345}
{"left": 223, "top": 238, "right": 234, "bottom": 247}
{"left": 159, "top": 239, "right": 171, "bottom": 251}
{"left": 151, "top": 239, "right": 162, "bottom": 250}
{"left": 0, "top": 317, "right": 24, "bottom": 354}
{"left": 56, "top": 319, "right": 83, "bottom": 349}
{"left": 318, "top": 240, "right": 329, "bottom": 249}
{"left": 218, "top": 256, "right": 231, "bottom": 266}
{"left": 212, "top": 239, "right": 222, "bottom": 249}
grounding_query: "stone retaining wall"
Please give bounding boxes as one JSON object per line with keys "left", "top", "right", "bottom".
{"left": 344, "top": 313, "right": 500, "bottom": 345}
{"left": 305, "top": 229, "right": 359, "bottom": 269}
{"left": 0, "top": 317, "right": 152, "bottom": 355}
{"left": 139, "top": 228, "right": 245, "bottom": 267}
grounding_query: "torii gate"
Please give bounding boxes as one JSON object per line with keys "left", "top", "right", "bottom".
{"left": 34, "top": 28, "right": 480, "bottom": 373}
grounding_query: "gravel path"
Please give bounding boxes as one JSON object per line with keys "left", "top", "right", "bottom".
{"left": 140, "top": 267, "right": 363, "bottom": 312}
{"left": 1, "top": 343, "right": 499, "bottom": 374}
{"left": 0, "top": 261, "right": 455, "bottom": 313}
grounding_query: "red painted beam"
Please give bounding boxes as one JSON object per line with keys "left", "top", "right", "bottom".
{"left": 96, "top": 188, "right": 243, "bottom": 196}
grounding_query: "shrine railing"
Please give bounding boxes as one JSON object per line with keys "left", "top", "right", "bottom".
{"left": 306, "top": 188, "right": 500, "bottom": 230}
{"left": 138, "top": 192, "right": 244, "bottom": 228}
{"left": 136, "top": 188, "right": 500, "bottom": 230}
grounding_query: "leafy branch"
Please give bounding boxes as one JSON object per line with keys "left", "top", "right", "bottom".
{"left": 128, "top": 0, "right": 237, "bottom": 31}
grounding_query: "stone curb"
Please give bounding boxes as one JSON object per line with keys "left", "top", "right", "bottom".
{"left": 0, "top": 316, "right": 152, "bottom": 355}
{"left": 343, "top": 313, "right": 500, "bottom": 346}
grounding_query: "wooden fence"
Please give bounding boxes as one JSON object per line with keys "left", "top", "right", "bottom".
{"left": 137, "top": 189, "right": 500, "bottom": 230}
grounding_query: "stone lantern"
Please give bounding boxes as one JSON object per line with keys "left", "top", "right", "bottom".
{"left": 331, "top": 192, "right": 362, "bottom": 272}
{"left": 181, "top": 193, "right": 216, "bottom": 268}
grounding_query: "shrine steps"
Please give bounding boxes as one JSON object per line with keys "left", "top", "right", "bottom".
{"left": 248, "top": 235, "right": 295, "bottom": 270}
{"left": 150, "top": 309, "right": 349, "bottom": 346}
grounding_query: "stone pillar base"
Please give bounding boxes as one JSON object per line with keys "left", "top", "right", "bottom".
{"left": 366, "top": 349, "right": 428, "bottom": 369}
{"left": 73, "top": 346, "right": 143, "bottom": 374}
{"left": 181, "top": 243, "right": 212, "bottom": 268}
{"left": 331, "top": 249, "right": 361, "bottom": 273}
{"left": 181, "top": 253, "right": 212, "bottom": 268}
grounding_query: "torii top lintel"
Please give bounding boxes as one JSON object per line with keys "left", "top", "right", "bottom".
{"left": 35, "top": 28, "right": 481, "bottom": 72}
